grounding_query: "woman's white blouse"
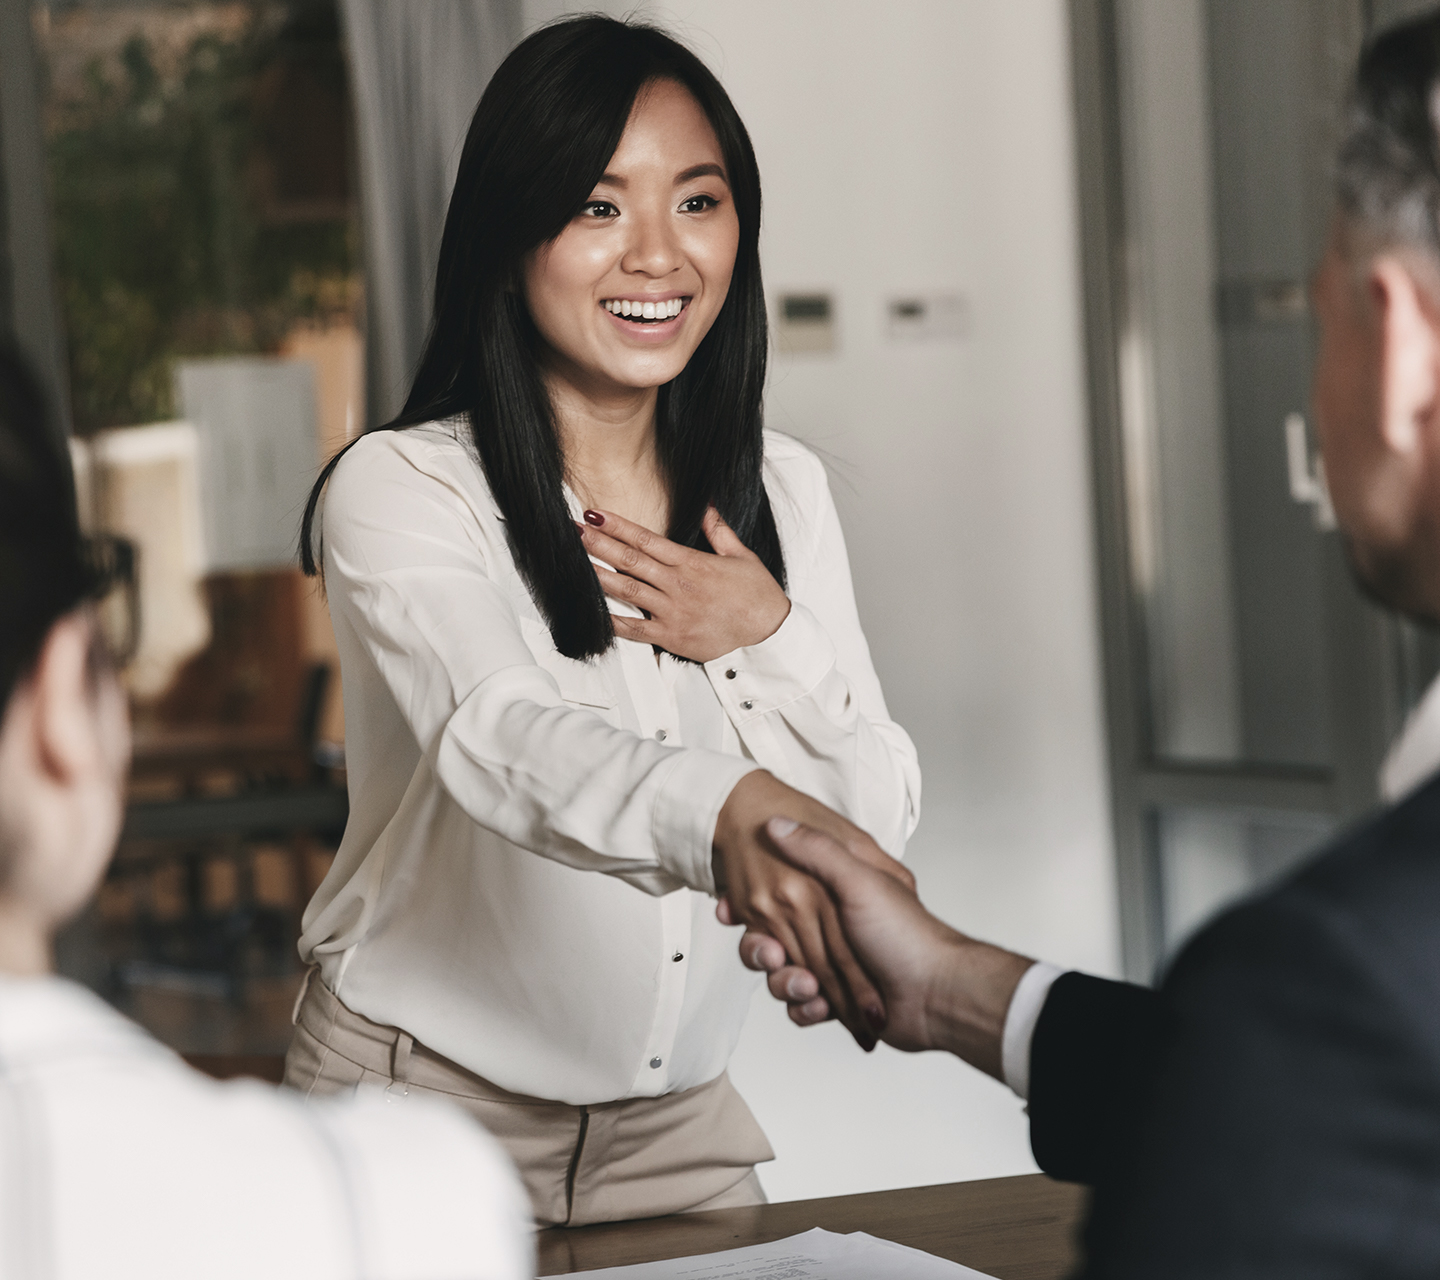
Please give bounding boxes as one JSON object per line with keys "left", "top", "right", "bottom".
{"left": 299, "top": 420, "right": 920, "bottom": 1106}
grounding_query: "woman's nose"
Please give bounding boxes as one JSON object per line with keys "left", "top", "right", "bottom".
{"left": 620, "top": 209, "right": 682, "bottom": 278}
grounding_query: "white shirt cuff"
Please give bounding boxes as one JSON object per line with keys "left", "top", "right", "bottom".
{"left": 1000, "top": 961, "right": 1065, "bottom": 1101}
{"left": 704, "top": 602, "right": 837, "bottom": 723}
{"left": 651, "top": 750, "right": 762, "bottom": 894}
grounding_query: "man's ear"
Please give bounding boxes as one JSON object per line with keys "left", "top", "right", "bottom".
{"left": 1372, "top": 255, "right": 1440, "bottom": 458}
{"left": 29, "top": 613, "right": 100, "bottom": 786}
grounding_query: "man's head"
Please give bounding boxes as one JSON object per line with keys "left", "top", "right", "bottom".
{"left": 0, "top": 343, "right": 128, "bottom": 975}
{"left": 1313, "top": 10, "right": 1440, "bottom": 621}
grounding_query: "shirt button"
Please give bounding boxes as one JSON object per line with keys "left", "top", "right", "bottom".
{"left": 654, "top": 728, "right": 668, "bottom": 742}
{"left": 672, "top": 952, "right": 684, "bottom": 962}
{"left": 649, "top": 1057, "right": 663, "bottom": 1069}
{"left": 741, "top": 700, "right": 754, "bottom": 711}
{"left": 725, "top": 668, "right": 738, "bottom": 680}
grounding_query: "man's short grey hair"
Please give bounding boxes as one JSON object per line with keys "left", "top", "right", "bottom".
{"left": 1337, "top": 9, "right": 1440, "bottom": 256}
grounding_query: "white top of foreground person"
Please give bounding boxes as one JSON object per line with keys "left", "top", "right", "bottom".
{"left": 0, "top": 974, "right": 531, "bottom": 1280}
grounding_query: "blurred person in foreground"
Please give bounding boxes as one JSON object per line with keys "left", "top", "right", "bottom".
{"left": 0, "top": 341, "right": 529, "bottom": 1280}
{"left": 740, "top": 11, "right": 1440, "bottom": 1276}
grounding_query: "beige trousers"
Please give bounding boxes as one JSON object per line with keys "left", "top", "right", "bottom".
{"left": 283, "top": 973, "right": 774, "bottom": 1226}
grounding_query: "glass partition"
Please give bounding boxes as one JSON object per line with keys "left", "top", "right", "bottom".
{"left": 1114, "top": 0, "right": 1341, "bottom": 768}
{"left": 1155, "top": 805, "right": 1335, "bottom": 955}
{"left": 36, "top": 0, "right": 361, "bottom": 1054}
{"left": 1075, "top": 0, "right": 1439, "bottom": 981}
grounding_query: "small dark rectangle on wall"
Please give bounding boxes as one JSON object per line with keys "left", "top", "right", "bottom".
{"left": 782, "top": 294, "right": 832, "bottom": 322}
{"left": 887, "top": 293, "right": 969, "bottom": 341}
{"left": 775, "top": 291, "right": 836, "bottom": 353}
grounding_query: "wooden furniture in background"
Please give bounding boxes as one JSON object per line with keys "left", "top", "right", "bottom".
{"left": 183, "top": 1053, "right": 287, "bottom": 1084}
{"left": 536, "top": 1175, "right": 1086, "bottom": 1280}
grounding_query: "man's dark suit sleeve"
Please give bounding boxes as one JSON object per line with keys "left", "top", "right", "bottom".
{"left": 1026, "top": 972, "right": 1165, "bottom": 1185}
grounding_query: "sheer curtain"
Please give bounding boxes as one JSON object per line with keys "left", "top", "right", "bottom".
{"left": 340, "top": 0, "right": 522, "bottom": 426}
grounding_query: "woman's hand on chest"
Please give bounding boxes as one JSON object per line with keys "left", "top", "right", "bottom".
{"left": 578, "top": 506, "right": 790, "bottom": 663}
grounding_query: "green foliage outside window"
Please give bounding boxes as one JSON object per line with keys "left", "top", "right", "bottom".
{"left": 44, "top": 3, "right": 359, "bottom": 435}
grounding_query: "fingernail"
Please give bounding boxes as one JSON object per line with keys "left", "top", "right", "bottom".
{"left": 786, "top": 977, "right": 805, "bottom": 999}
{"left": 857, "top": 1032, "right": 876, "bottom": 1053}
{"left": 768, "top": 817, "right": 798, "bottom": 839}
{"left": 865, "top": 1005, "right": 887, "bottom": 1035}
{"left": 584, "top": 510, "right": 604, "bottom": 526}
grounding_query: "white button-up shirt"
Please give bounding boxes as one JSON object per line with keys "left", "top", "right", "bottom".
{"left": 299, "top": 421, "right": 921, "bottom": 1106}
{"left": 0, "top": 975, "right": 530, "bottom": 1280}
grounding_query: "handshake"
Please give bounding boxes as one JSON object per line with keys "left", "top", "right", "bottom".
{"left": 712, "top": 772, "right": 1032, "bottom": 1073}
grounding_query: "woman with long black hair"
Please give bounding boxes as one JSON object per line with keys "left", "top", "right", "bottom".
{"left": 286, "top": 15, "right": 920, "bottom": 1225}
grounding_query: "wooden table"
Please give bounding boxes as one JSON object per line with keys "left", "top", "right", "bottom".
{"left": 536, "top": 1174, "right": 1087, "bottom": 1278}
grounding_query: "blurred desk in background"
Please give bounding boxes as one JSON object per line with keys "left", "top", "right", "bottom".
{"left": 74, "top": 729, "right": 348, "bottom": 1054}
{"left": 122, "top": 784, "right": 347, "bottom": 843}
{"left": 536, "top": 1175, "right": 1085, "bottom": 1279}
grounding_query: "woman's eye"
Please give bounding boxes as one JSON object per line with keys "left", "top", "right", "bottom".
{"left": 580, "top": 201, "right": 619, "bottom": 219}
{"left": 679, "top": 194, "right": 719, "bottom": 213}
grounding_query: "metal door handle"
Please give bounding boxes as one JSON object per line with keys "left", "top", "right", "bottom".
{"left": 1284, "top": 413, "right": 1336, "bottom": 530}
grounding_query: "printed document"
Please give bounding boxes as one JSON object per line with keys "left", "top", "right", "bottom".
{"left": 550, "top": 1227, "right": 999, "bottom": 1279}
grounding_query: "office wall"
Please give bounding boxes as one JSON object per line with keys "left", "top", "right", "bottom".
{"left": 521, "top": 0, "right": 1119, "bottom": 1200}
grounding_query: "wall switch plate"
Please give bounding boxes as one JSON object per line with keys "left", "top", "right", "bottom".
{"left": 888, "top": 293, "right": 970, "bottom": 341}
{"left": 775, "top": 291, "right": 836, "bottom": 353}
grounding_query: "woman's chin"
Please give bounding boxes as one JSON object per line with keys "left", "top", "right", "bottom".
{"left": 558, "top": 351, "right": 695, "bottom": 399}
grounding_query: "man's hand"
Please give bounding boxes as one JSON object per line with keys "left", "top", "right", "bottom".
{"left": 741, "top": 818, "right": 1035, "bottom": 1079}
{"left": 712, "top": 772, "right": 913, "bottom": 1052}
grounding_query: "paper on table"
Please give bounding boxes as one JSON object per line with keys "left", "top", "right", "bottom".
{"left": 548, "top": 1227, "right": 999, "bottom": 1280}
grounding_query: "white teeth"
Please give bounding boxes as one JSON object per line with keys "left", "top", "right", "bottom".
{"left": 605, "top": 298, "right": 685, "bottom": 320}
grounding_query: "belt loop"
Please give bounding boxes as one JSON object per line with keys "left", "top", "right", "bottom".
{"left": 291, "top": 963, "right": 318, "bottom": 1026}
{"left": 387, "top": 1031, "right": 414, "bottom": 1099}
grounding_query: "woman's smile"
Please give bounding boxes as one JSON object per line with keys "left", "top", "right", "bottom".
{"left": 601, "top": 294, "right": 691, "bottom": 340}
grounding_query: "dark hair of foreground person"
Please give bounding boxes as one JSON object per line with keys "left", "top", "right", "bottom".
{"left": 0, "top": 342, "right": 98, "bottom": 710}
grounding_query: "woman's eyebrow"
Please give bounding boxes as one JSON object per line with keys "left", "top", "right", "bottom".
{"left": 675, "top": 162, "right": 727, "bottom": 185}
{"left": 592, "top": 163, "right": 727, "bottom": 191}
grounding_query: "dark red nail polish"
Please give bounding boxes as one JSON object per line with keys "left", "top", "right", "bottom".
{"left": 584, "top": 510, "right": 604, "bottom": 526}
{"left": 865, "top": 1006, "right": 887, "bottom": 1035}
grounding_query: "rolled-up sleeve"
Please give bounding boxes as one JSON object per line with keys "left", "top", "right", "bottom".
{"left": 325, "top": 432, "right": 756, "bottom": 896}
{"left": 704, "top": 444, "right": 922, "bottom": 856}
